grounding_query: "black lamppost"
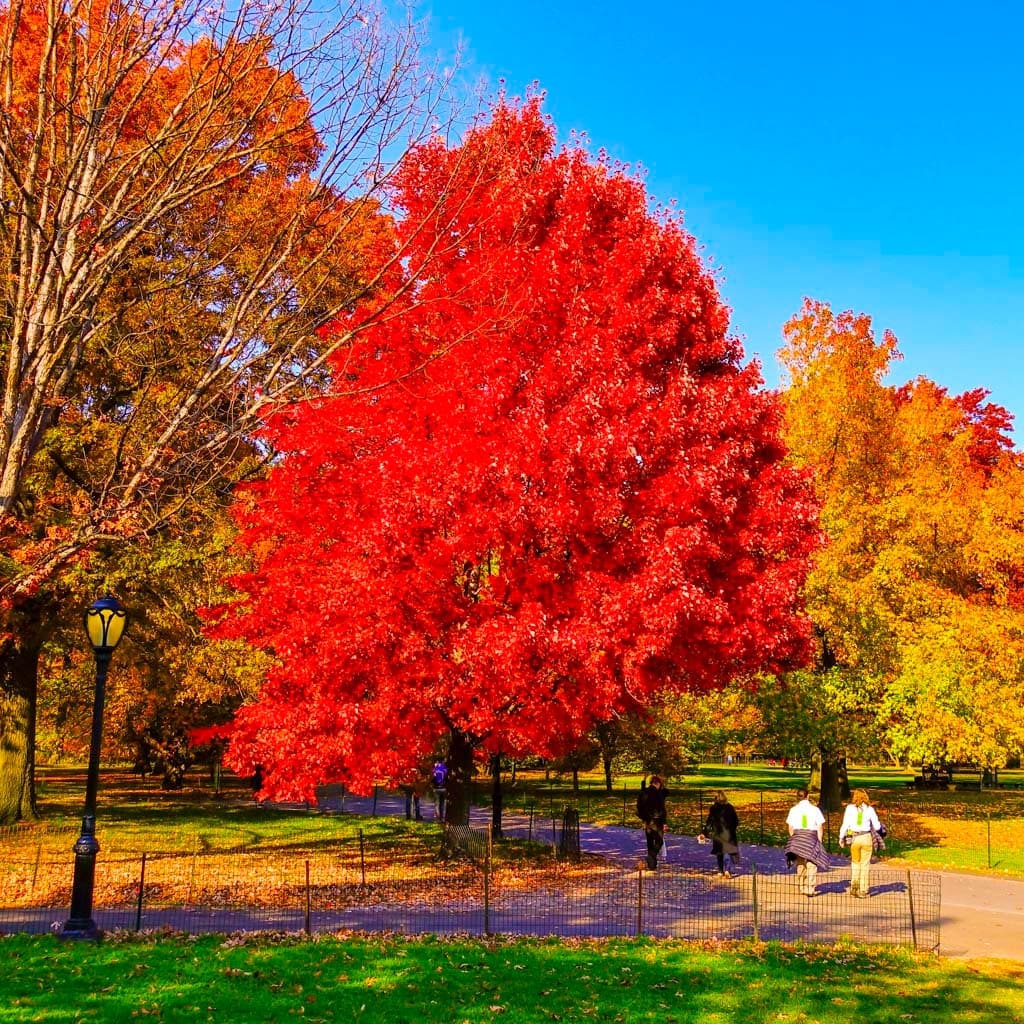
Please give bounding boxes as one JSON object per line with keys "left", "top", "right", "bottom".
{"left": 61, "top": 595, "right": 127, "bottom": 940}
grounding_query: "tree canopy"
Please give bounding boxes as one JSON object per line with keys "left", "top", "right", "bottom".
{"left": 0, "top": 0, "right": 446, "bottom": 822}
{"left": 209, "top": 99, "right": 821, "bottom": 806}
{"left": 775, "top": 299, "right": 1024, "bottom": 777}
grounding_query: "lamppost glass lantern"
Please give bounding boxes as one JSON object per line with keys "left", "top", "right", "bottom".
{"left": 62, "top": 594, "right": 127, "bottom": 940}
{"left": 84, "top": 595, "right": 127, "bottom": 654}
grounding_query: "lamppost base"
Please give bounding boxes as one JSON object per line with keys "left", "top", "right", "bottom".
{"left": 59, "top": 919, "right": 103, "bottom": 941}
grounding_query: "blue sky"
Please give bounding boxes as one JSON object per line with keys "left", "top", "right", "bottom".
{"left": 423, "top": 1, "right": 1024, "bottom": 432}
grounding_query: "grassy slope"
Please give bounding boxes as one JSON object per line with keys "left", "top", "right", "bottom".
{"left": 2, "top": 933, "right": 1023, "bottom": 1024}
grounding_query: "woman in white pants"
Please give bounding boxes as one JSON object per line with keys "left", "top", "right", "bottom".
{"left": 839, "top": 789, "right": 882, "bottom": 897}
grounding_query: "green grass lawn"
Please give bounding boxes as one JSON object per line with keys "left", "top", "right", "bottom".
{"left": 2, "top": 933, "right": 1022, "bottom": 1024}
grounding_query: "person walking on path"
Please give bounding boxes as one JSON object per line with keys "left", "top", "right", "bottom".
{"left": 401, "top": 783, "right": 424, "bottom": 821}
{"left": 432, "top": 761, "right": 448, "bottom": 822}
{"left": 636, "top": 775, "right": 669, "bottom": 870}
{"left": 700, "top": 790, "right": 741, "bottom": 876}
{"left": 785, "top": 788, "right": 829, "bottom": 897}
{"left": 839, "top": 788, "right": 883, "bottom": 898}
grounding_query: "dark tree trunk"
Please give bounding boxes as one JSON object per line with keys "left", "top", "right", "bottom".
{"left": 809, "top": 748, "right": 850, "bottom": 812}
{"left": 595, "top": 721, "right": 616, "bottom": 794}
{"left": 445, "top": 727, "right": 475, "bottom": 826}
{"left": 0, "top": 629, "right": 43, "bottom": 825}
{"left": 490, "top": 753, "right": 502, "bottom": 838}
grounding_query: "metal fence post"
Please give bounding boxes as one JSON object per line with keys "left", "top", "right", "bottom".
{"left": 30, "top": 842, "right": 41, "bottom": 892}
{"left": 906, "top": 870, "right": 918, "bottom": 949}
{"left": 304, "top": 859, "right": 311, "bottom": 935}
{"left": 134, "top": 852, "right": 147, "bottom": 932}
{"left": 636, "top": 866, "right": 644, "bottom": 937}
{"left": 359, "top": 829, "right": 366, "bottom": 886}
{"left": 987, "top": 814, "right": 992, "bottom": 868}
{"left": 372, "top": 786, "right": 378, "bottom": 817}
{"left": 752, "top": 862, "right": 759, "bottom": 943}
{"left": 483, "top": 833, "right": 491, "bottom": 937}
{"left": 759, "top": 792, "right": 764, "bottom": 845}
{"left": 186, "top": 834, "right": 199, "bottom": 907}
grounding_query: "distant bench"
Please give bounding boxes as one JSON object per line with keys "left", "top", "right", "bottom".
{"left": 951, "top": 774, "right": 983, "bottom": 792}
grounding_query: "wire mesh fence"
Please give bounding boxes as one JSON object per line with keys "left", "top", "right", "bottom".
{"left": 0, "top": 825, "right": 939, "bottom": 951}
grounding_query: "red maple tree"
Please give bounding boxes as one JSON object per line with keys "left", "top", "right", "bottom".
{"left": 208, "top": 99, "right": 821, "bottom": 813}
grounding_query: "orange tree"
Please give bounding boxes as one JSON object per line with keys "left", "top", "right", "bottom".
{"left": 0, "top": 0, "right": 448, "bottom": 822}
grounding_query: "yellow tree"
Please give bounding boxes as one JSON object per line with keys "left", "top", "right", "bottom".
{"left": 777, "top": 299, "right": 1024, "bottom": 800}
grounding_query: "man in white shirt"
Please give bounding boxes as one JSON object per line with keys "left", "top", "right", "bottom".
{"left": 785, "top": 788, "right": 827, "bottom": 896}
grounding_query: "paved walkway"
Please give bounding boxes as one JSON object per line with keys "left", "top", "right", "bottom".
{"left": 307, "top": 791, "right": 1024, "bottom": 961}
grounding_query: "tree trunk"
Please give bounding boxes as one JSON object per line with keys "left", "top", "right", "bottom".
{"left": 490, "top": 753, "right": 503, "bottom": 838}
{"left": 809, "top": 748, "right": 849, "bottom": 812}
{"left": 0, "top": 631, "right": 42, "bottom": 825}
{"left": 445, "top": 727, "right": 475, "bottom": 826}
{"left": 595, "top": 721, "right": 616, "bottom": 794}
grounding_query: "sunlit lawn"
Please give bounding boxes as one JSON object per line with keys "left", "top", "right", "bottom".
{"left": 12, "top": 768, "right": 442, "bottom": 859}
{"left": 2, "top": 933, "right": 1023, "bottom": 1024}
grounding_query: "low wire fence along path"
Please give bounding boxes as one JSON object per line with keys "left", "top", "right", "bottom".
{"left": 0, "top": 798, "right": 940, "bottom": 952}
{"left": 336, "top": 790, "right": 1024, "bottom": 960}
{"left": 0, "top": 848, "right": 938, "bottom": 951}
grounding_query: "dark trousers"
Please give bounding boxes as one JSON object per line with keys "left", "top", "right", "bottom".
{"left": 644, "top": 823, "right": 664, "bottom": 868}
{"left": 403, "top": 790, "right": 423, "bottom": 821}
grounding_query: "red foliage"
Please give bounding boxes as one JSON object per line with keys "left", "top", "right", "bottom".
{"left": 953, "top": 387, "right": 1015, "bottom": 471}
{"left": 208, "top": 99, "right": 821, "bottom": 800}
{"left": 895, "top": 381, "right": 1015, "bottom": 475}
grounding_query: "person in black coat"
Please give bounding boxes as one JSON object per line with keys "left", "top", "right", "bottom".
{"left": 700, "top": 790, "right": 740, "bottom": 876}
{"left": 636, "top": 775, "right": 669, "bottom": 869}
